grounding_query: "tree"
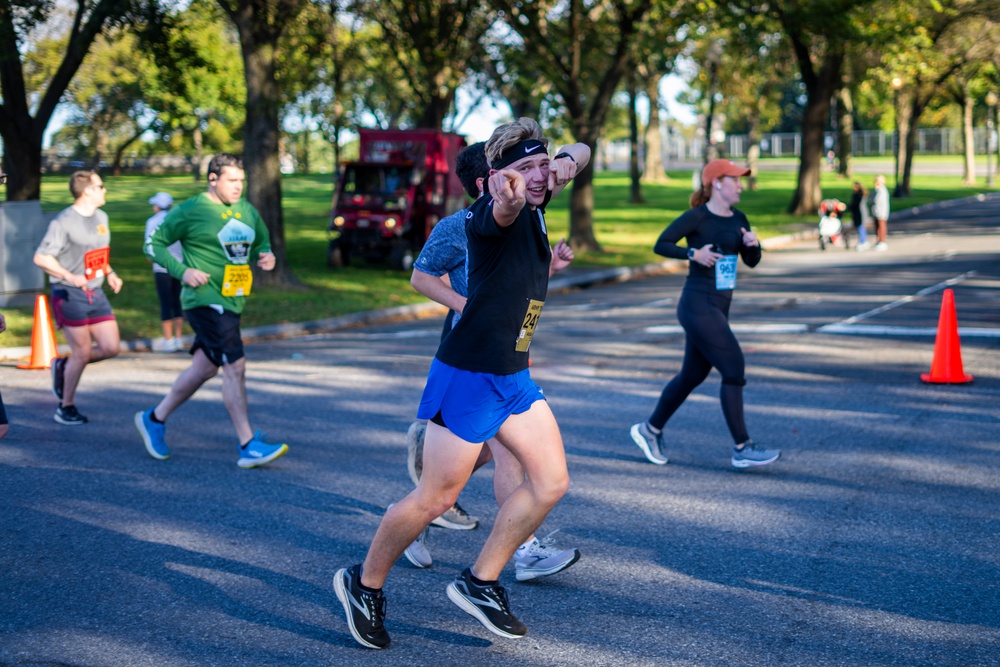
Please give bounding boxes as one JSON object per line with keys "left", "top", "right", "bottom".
{"left": 490, "top": 0, "right": 655, "bottom": 253}
{"left": 631, "top": 1, "right": 690, "bottom": 185}
{"left": 0, "top": 0, "right": 157, "bottom": 200}
{"left": 50, "top": 29, "right": 158, "bottom": 174}
{"left": 148, "top": 0, "right": 246, "bottom": 178}
{"left": 348, "top": 0, "right": 495, "bottom": 129}
{"left": 215, "top": 0, "right": 309, "bottom": 285}
{"left": 879, "top": 1, "right": 1000, "bottom": 195}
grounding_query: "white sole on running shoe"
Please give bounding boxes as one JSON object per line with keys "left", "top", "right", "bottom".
{"left": 430, "top": 514, "right": 478, "bottom": 530}
{"left": 514, "top": 549, "right": 581, "bottom": 582}
{"left": 333, "top": 569, "right": 385, "bottom": 650}
{"left": 134, "top": 411, "right": 169, "bottom": 460}
{"left": 731, "top": 452, "right": 781, "bottom": 468}
{"left": 445, "top": 582, "right": 525, "bottom": 639}
{"left": 237, "top": 444, "right": 289, "bottom": 469}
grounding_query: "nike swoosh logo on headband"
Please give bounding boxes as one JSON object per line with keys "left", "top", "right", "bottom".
{"left": 525, "top": 145, "right": 542, "bottom": 153}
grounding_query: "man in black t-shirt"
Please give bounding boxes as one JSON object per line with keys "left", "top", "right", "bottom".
{"left": 334, "top": 118, "right": 590, "bottom": 649}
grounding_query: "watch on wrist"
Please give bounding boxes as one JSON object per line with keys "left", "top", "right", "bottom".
{"left": 687, "top": 248, "right": 696, "bottom": 260}
{"left": 553, "top": 152, "right": 576, "bottom": 163}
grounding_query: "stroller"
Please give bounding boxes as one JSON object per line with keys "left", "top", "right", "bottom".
{"left": 818, "top": 198, "right": 848, "bottom": 250}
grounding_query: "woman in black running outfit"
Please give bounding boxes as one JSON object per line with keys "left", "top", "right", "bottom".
{"left": 629, "top": 159, "right": 780, "bottom": 469}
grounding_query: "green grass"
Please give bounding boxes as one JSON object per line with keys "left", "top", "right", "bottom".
{"left": 1, "top": 169, "right": 993, "bottom": 348}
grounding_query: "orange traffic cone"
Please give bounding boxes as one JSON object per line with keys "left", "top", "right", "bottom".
{"left": 16, "top": 294, "right": 60, "bottom": 370}
{"left": 920, "top": 288, "right": 972, "bottom": 384}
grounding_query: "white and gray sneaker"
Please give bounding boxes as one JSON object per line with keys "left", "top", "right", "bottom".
{"left": 630, "top": 421, "right": 668, "bottom": 465}
{"left": 513, "top": 532, "right": 581, "bottom": 582}
{"left": 731, "top": 440, "right": 781, "bottom": 468}
{"left": 403, "top": 526, "right": 432, "bottom": 568}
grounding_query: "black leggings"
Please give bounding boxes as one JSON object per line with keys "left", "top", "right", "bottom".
{"left": 648, "top": 289, "right": 749, "bottom": 444}
{"left": 154, "top": 272, "right": 183, "bottom": 321}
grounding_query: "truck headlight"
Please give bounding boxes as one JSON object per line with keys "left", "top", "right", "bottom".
{"left": 385, "top": 217, "right": 397, "bottom": 229}
{"left": 333, "top": 216, "right": 345, "bottom": 227}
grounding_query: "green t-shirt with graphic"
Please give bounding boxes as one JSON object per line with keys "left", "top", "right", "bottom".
{"left": 144, "top": 192, "right": 271, "bottom": 315}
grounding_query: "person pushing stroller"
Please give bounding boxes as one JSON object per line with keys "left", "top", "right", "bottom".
{"left": 818, "top": 198, "right": 847, "bottom": 250}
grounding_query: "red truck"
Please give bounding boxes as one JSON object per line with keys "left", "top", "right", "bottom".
{"left": 328, "top": 128, "right": 468, "bottom": 270}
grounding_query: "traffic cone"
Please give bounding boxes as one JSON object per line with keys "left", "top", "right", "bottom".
{"left": 16, "top": 295, "right": 60, "bottom": 370}
{"left": 920, "top": 288, "right": 973, "bottom": 384}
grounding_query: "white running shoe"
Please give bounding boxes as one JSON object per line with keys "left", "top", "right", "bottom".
{"left": 514, "top": 531, "right": 581, "bottom": 582}
{"left": 403, "top": 527, "right": 432, "bottom": 568}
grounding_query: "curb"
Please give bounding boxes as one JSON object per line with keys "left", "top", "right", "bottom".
{"left": 0, "top": 197, "right": 983, "bottom": 363}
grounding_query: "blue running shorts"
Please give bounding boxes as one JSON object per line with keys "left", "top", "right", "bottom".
{"left": 417, "top": 358, "right": 545, "bottom": 444}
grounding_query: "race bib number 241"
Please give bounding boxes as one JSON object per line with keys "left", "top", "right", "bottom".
{"left": 515, "top": 299, "right": 545, "bottom": 352}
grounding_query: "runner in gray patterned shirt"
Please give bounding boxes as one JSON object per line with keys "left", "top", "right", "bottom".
{"left": 34, "top": 171, "right": 123, "bottom": 425}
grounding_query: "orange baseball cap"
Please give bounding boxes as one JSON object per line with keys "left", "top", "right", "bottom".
{"left": 702, "top": 159, "right": 751, "bottom": 186}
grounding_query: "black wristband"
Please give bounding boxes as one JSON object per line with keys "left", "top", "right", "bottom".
{"left": 554, "top": 152, "right": 575, "bottom": 163}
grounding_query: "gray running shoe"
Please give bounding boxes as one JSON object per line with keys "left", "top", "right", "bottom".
{"left": 514, "top": 531, "right": 580, "bottom": 582}
{"left": 406, "top": 420, "right": 426, "bottom": 486}
{"left": 403, "top": 527, "right": 432, "bottom": 568}
{"left": 731, "top": 440, "right": 781, "bottom": 468}
{"left": 430, "top": 501, "right": 479, "bottom": 530}
{"left": 630, "top": 421, "right": 668, "bottom": 465}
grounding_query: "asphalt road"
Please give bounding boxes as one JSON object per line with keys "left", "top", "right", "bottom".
{"left": 1, "top": 197, "right": 998, "bottom": 667}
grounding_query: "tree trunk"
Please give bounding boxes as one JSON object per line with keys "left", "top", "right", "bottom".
{"left": 746, "top": 113, "right": 762, "bottom": 191}
{"left": 416, "top": 92, "right": 454, "bottom": 130}
{"left": 0, "top": 125, "right": 44, "bottom": 201}
{"left": 568, "top": 157, "right": 602, "bottom": 253}
{"left": 897, "top": 95, "right": 915, "bottom": 197}
{"left": 836, "top": 85, "right": 854, "bottom": 178}
{"left": 788, "top": 58, "right": 842, "bottom": 214}
{"left": 642, "top": 75, "right": 667, "bottom": 183}
{"left": 628, "top": 72, "right": 643, "bottom": 203}
{"left": 960, "top": 90, "right": 975, "bottom": 185}
{"left": 788, "top": 87, "right": 835, "bottom": 214}
{"left": 241, "top": 39, "right": 294, "bottom": 285}
{"left": 220, "top": 0, "right": 306, "bottom": 286}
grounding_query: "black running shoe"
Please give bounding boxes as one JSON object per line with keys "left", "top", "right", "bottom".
{"left": 54, "top": 404, "right": 88, "bottom": 425}
{"left": 51, "top": 356, "right": 66, "bottom": 401}
{"left": 446, "top": 568, "right": 527, "bottom": 639}
{"left": 333, "top": 564, "right": 390, "bottom": 649}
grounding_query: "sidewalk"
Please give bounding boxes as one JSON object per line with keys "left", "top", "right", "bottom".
{"left": 3, "top": 191, "right": 995, "bottom": 362}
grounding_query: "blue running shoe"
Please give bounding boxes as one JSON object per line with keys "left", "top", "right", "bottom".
{"left": 237, "top": 430, "right": 288, "bottom": 468}
{"left": 134, "top": 409, "right": 169, "bottom": 460}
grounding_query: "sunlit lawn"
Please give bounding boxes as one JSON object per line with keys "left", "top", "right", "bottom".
{"left": 0, "top": 166, "right": 993, "bottom": 348}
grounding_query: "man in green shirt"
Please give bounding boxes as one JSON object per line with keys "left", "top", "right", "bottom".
{"left": 135, "top": 153, "right": 288, "bottom": 468}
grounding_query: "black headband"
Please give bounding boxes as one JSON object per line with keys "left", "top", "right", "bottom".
{"left": 491, "top": 139, "right": 547, "bottom": 170}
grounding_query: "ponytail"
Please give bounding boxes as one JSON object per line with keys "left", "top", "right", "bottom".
{"left": 689, "top": 183, "right": 712, "bottom": 208}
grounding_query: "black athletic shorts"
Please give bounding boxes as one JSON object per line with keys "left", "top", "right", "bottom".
{"left": 184, "top": 306, "right": 244, "bottom": 366}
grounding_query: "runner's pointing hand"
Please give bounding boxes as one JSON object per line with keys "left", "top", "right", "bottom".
{"left": 490, "top": 169, "right": 525, "bottom": 211}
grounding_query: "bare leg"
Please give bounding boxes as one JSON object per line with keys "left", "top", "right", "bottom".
{"left": 153, "top": 349, "right": 218, "bottom": 420}
{"left": 221, "top": 357, "right": 253, "bottom": 444}
{"left": 361, "top": 422, "right": 481, "bottom": 589}
{"left": 472, "top": 400, "right": 569, "bottom": 580}
{"left": 172, "top": 317, "right": 184, "bottom": 340}
{"left": 61, "top": 320, "right": 119, "bottom": 405}
{"left": 161, "top": 320, "right": 173, "bottom": 341}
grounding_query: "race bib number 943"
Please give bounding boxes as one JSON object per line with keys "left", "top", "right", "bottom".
{"left": 715, "top": 255, "right": 738, "bottom": 290}
{"left": 515, "top": 299, "right": 545, "bottom": 352}
{"left": 222, "top": 264, "right": 253, "bottom": 297}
